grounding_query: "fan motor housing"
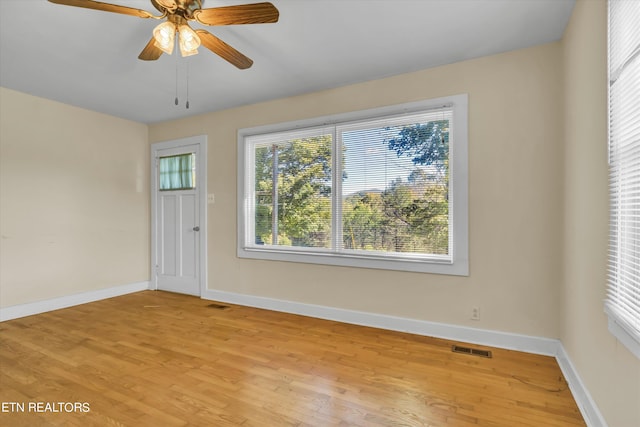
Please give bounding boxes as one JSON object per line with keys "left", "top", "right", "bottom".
{"left": 151, "top": 0, "right": 203, "bottom": 18}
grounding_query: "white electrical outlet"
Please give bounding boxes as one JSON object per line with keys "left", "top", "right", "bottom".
{"left": 471, "top": 306, "right": 480, "bottom": 320}
{"left": 207, "top": 193, "right": 215, "bottom": 204}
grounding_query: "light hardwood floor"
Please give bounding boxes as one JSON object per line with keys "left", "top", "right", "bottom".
{"left": 0, "top": 291, "right": 585, "bottom": 426}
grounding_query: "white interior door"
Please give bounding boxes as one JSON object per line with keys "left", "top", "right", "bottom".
{"left": 152, "top": 136, "right": 207, "bottom": 296}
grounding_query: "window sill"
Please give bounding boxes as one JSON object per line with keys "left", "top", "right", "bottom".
{"left": 605, "top": 305, "right": 640, "bottom": 359}
{"left": 238, "top": 246, "right": 469, "bottom": 276}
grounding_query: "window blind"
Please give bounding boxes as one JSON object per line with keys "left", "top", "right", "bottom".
{"left": 337, "top": 109, "right": 452, "bottom": 257}
{"left": 251, "top": 130, "right": 333, "bottom": 248}
{"left": 606, "top": 0, "right": 640, "bottom": 356}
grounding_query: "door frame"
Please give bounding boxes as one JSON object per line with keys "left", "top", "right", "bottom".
{"left": 151, "top": 135, "right": 208, "bottom": 296}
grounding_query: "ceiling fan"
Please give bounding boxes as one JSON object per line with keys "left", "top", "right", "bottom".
{"left": 47, "top": 0, "right": 279, "bottom": 69}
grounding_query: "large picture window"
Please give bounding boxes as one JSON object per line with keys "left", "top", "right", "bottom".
{"left": 238, "top": 95, "right": 468, "bottom": 275}
{"left": 606, "top": 0, "right": 640, "bottom": 358}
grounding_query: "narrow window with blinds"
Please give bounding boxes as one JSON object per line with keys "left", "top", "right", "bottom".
{"left": 159, "top": 153, "right": 196, "bottom": 191}
{"left": 239, "top": 95, "right": 468, "bottom": 275}
{"left": 606, "top": 0, "right": 640, "bottom": 358}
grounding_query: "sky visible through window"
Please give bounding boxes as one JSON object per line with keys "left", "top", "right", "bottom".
{"left": 341, "top": 127, "right": 440, "bottom": 196}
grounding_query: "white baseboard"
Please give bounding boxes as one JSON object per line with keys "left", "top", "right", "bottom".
{"left": 556, "top": 345, "right": 608, "bottom": 427}
{"left": 203, "top": 289, "right": 558, "bottom": 355}
{"left": 202, "top": 290, "right": 560, "bottom": 356}
{"left": 0, "top": 281, "right": 151, "bottom": 322}
{"left": 202, "top": 288, "right": 606, "bottom": 427}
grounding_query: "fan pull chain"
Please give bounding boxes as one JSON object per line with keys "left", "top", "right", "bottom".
{"left": 172, "top": 51, "right": 191, "bottom": 109}
{"left": 174, "top": 56, "right": 179, "bottom": 106}
{"left": 186, "top": 59, "right": 190, "bottom": 109}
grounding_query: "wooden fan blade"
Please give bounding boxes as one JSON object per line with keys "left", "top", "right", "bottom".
{"left": 47, "top": 0, "right": 156, "bottom": 19}
{"left": 193, "top": 2, "right": 279, "bottom": 26}
{"left": 195, "top": 30, "right": 253, "bottom": 69}
{"left": 138, "top": 37, "right": 164, "bottom": 61}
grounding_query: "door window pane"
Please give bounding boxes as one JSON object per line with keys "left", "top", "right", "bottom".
{"left": 159, "top": 153, "right": 196, "bottom": 191}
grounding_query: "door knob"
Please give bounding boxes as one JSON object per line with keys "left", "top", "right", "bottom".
{"left": 193, "top": 226, "right": 200, "bottom": 232}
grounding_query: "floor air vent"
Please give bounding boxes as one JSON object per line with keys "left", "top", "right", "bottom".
{"left": 451, "top": 345, "right": 492, "bottom": 358}
{"left": 207, "top": 303, "right": 230, "bottom": 310}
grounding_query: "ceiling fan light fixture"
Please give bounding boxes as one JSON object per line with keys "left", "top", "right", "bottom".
{"left": 153, "top": 21, "right": 176, "bottom": 55}
{"left": 178, "top": 24, "right": 201, "bottom": 57}
{"left": 48, "top": 0, "right": 280, "bottom": 68}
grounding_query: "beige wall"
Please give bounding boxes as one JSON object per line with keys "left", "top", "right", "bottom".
{"left": 0, "top": 88, "right": 150, "bottom": 307}
{"left": 149, "top": 41, "right": 565, "bottom": 339}
{"left": 562, "top": 0, "right": 640, "bottom": 425}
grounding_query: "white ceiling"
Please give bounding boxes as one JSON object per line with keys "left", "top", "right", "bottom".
{"left": 0, "top": 0, "right": 575, "bottom": 124}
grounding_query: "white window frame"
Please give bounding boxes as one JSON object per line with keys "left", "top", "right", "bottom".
{"left": 606, "top": 0, "right": 640, "bottom": 358}
{"left": 237, "top": 94, "right": 468, "bottom": 275}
